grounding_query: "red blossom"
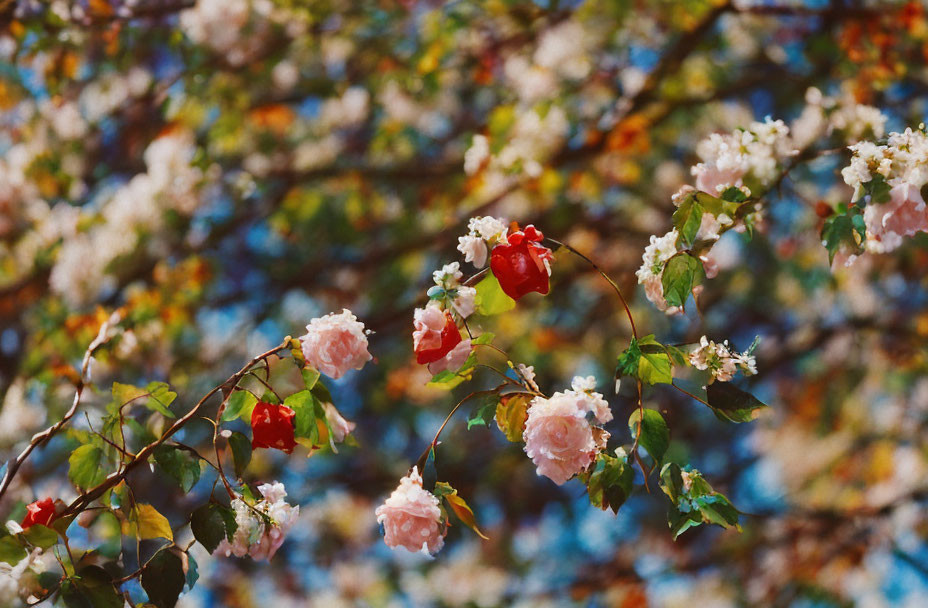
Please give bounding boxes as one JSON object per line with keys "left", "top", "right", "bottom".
{"left": 251, "top": 401, "right": 297, "bottom": 453}
{"left": 490, "top": 225, "right": 554, "bottom": 300}
{"left": 414, "top": 309, "right": 463, "bottom": 365}
{"left": 21, "top": 497, "right": 56, "bottom": 530}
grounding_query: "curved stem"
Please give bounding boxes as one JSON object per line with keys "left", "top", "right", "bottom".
{"left": 0, "top": 311, "right": 122, "bottom": 502}
{"left": 62, "top": 340, "right": 289, "bottom": 517}
{"left": 414, "top": 386, "right": 505, "bottom": 472}
{"left": 546, "top": 238, "right": 638, "bottom": 340}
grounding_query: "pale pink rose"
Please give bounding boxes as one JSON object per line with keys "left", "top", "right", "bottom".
{"left": 693, "top": 162, "right": 745, "bottom": 195}
{"left": 523, "top": 392, "right": 601, "bottom": 485}
{"left": 300, "top": 309, "right": 372, "bottom": 379}
{"left": 863, "top": 181, "right": 928, "bottom": 253}
{"left": 375, "top": 467, "right": 446, "bottom": 555}
{"left": 216, "top": 482, "right": 299, "bottom": 561}
{"left": 412, "top": 303, "right": 446, "bottom": 352}
{"left": 322, "top": 402, "right": 355, "bottom": 442}
{"left": 427, "top": 339, "right": 472, "bottom": 375}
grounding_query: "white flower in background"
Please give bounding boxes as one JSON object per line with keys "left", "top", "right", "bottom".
{"left": 534, "top": 20, "right": 592, "bottom": 80}
{"left": 688, "top": 336, "right": 757, "bottom": 383}
{"left": 319, "top": 87, "right": 370, "bottom": 130}
{"left": 464, "top": 134, "right": 490, "bottom": 175}
{"left": 217, "top": 482, "right": 299, "bottom": 561}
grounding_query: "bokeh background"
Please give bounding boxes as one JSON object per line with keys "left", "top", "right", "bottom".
{"left": 2, "top": 0, "right": 928, "bottom": 606}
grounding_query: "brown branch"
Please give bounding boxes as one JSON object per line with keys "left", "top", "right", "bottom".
{"left": 0, "top": 310, "right": 122, "bottom": 502}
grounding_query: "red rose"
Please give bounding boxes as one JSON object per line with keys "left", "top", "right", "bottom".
{"left": 413, "top": 306, "right": 462, "bottom": 365}
{"left": 490, "top": 225, "right": 554, "bottom": 300}
{"left": 21, "top": 497, "right": 56, "bottom": 530}
{"left": 251, "top": 401, "right": 297, "bottom": 453}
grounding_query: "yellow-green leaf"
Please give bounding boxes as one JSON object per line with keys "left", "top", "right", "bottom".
{"left": 131, "top": 504, "right": 173, "bottom": 541}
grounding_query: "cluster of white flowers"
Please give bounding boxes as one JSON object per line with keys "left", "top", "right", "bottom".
{"left": 216, "top": 482, "right": 299, "bottom": 561}
{"left": 79, "top": 67, "right": 152, "bottom": 123}
{"left": 456, "top": 216, "right": 509, "bottom": 268}
{"left": 841, "top": 126, "right": 928, "bottom": 253}
{"left": 49, "top": 130, "right": 209, "bottom": 306}
{"left": 180, "top": 0, "right": 272, "bottom": 66}
{"left": 503, "top": 19, "right": 596, "bottom": 104}
{"left": 691, "top": 117, "right": 796, "bottom": 195}
{"left": 428, "top": 262, "right": 477, "bottom": 319}
{"left": 639, "top": 119, "right": 798, "bottom": 313}
{"left": 635, "top": 229, "right": 683, "bottom": 314}
{"left": 688, "top": 335, "right": 757, "bottom": 383}
{"left": 462, "top": 106, "right": 569, "bottom": 189}
{"left": 400, "top": 544, "right": 508, "bottom": 607}
{"left": 319, "top": 87, "right": 370, "bottom": 131}
{"left": 380, "top": 80, "right": 458, "bottom": 138}
{"left": 791, "top": 87, "right": 887, "bottom": 150}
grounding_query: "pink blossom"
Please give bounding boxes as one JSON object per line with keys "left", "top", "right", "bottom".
{"left": 523, "top": 391, "right": 605, "bottom": 485}
{"left": 693, "top": 162, "right": 744, "bottom": 195}
{"left": 300, "top": 309, "right": 372, "bottom": 379}
{"left": 375, "top": 467, "right": 446, "bottom": 555}
{"left": 427, "top": 339, "right": 473, "bottom": 375}
{"left": 217, "top": 482, "right": 299, "bottom": 561}
{"left": 863, "top": 182, "right": 928, "bottom": 253}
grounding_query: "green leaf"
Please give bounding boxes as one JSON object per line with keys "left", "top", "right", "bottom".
{"left": 586, "top": 451, "right": 634, "bottom": 513}
{"left": 185, "top": 551, "right": 199, "bottom": 590}
{"left": 672, "top": 193, "right": 704, "bottom": 248}
{"left": 221, "top": 390, "right": 257, "bottom": 423}
{"left": 628, "top": 408, "right": 669, "bottom": 465}
{"left": 472, "top": 332, "right": 495, "bottom": 345}
{"left": 821, "top": 206, "right": 865, "bottom": 264}
{"left": 659, "top": 463, "right": 741, "bottom": 539}
{"left": 661, "top": 253, "right": 704, "bottom": 309}
{"left": 64, "top": 566, "right": 122, "bottom": 608}
{"left": 190, "top": 504, "right": 226, "bottom": 554}
{"left": 865, "top": 173, "right": 892, "bottom": 204}
{"left": 423, "top": 447, "right": 437, "bottom": 492}
{"left": 153, "top": 445, "right": 201, "bottom": 492}
{"left": 719, "top": 186, "right": 748, "bottom": 203}
{"left": 474, "top": 273, "right": 516, "bottom": 316}
{"left": 705, "top": 382, "right": 768, "bottom": 423}
{"left": 228, "top": 431, "right": 252, "bottom": 478}
{"left": 427, "top": 370, "right": 467, "bottom": 390}
{"left": 68, "top": 444, "right": 108, "bottom": 490}
{"left": 467, "top": 398, "right": 497, "bottom": 429}
{"left": 637, "top": 336, "right": 673, "bottom": 385}
{"left": 300, "top": 366, "right": 321, "bottom": 391}
{"left": 216, "top": 504, "right": 237, "bottom": 541}
{"left": 0, "top": 535, "right": 26, "bottom": 565}
{"left": 111, "top": 382, "right": 148, "bottom": 407}
{"left": 144, "top": 382, "right": 177, "bottom": 418}
{"left": 311, "top": 381, "right": 334, "bottom": 405}
{"left": 285, "top": 390, "right": 319, "bottom": 444}
{"left": 22, "top": 524, "right": 58, "bottom": 549}
{"left": 141, "top": 548, "right": 186, "bottom": 608}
